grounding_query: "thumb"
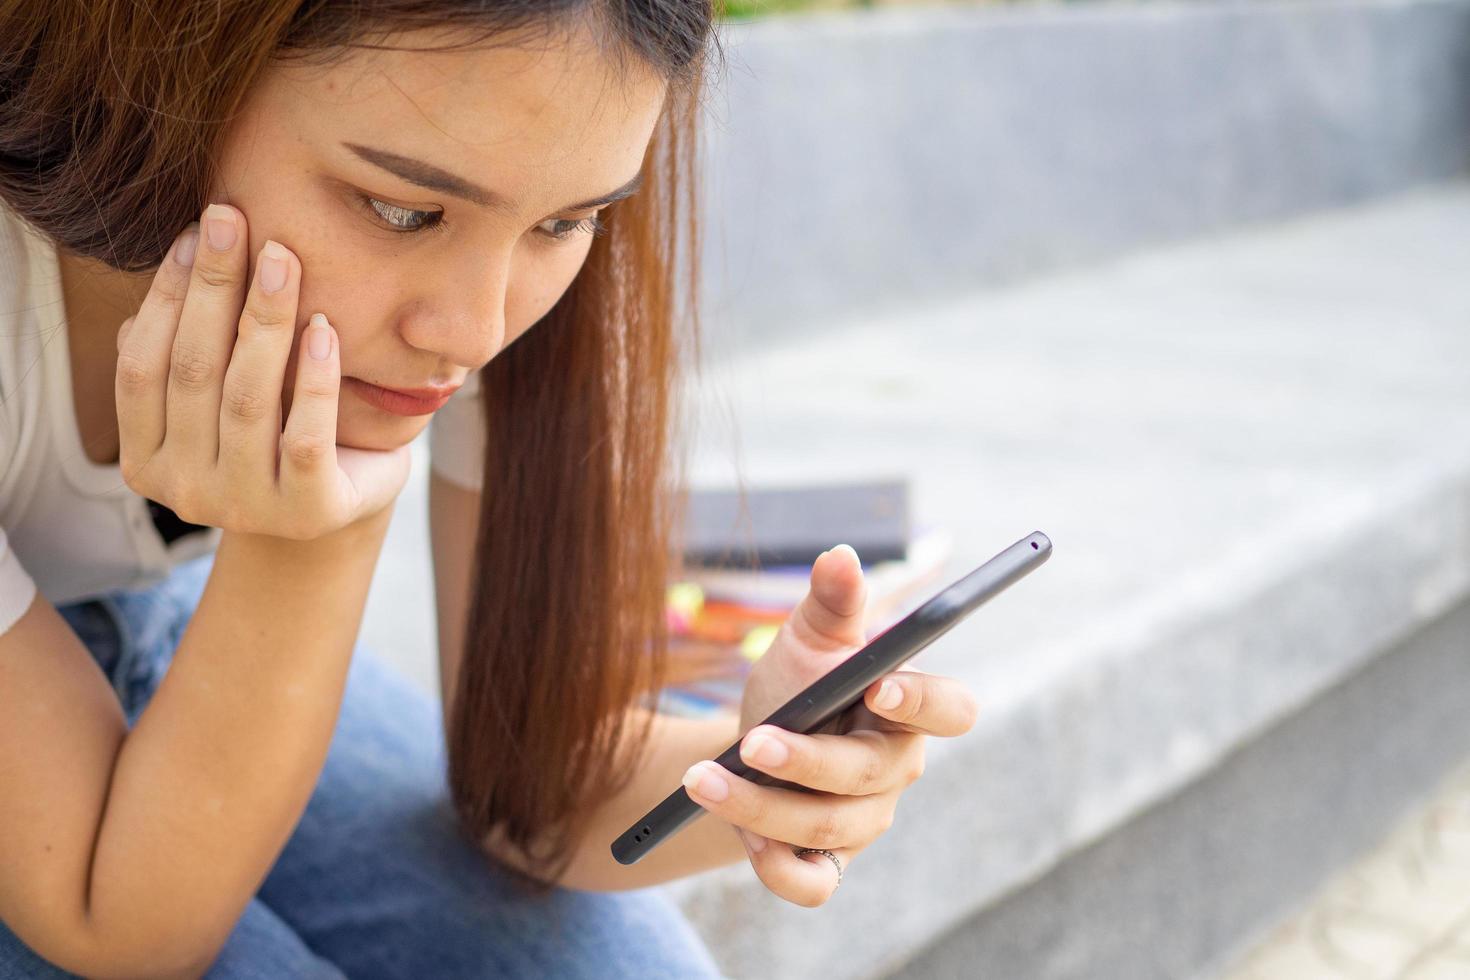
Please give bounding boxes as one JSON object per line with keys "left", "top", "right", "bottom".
{"left": 788, "top": 544, "right": 869, "bottom": 653}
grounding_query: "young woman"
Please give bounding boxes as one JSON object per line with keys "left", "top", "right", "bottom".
{"left": 0, "top": 0, "right": 981, "bottom": 975}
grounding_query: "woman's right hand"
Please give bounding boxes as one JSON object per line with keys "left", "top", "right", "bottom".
{"left": 115, "top": 203, "right": 411, "bottom": 541}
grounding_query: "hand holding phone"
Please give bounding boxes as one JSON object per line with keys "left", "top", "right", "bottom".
{"left": 612, "top": 530, "right": 1052, "bottom": 867}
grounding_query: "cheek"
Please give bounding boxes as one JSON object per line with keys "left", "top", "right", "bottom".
{"left": 294, "top": 254, "right": 380, "bottom": 350}
{"left": 209, "top": 203, "right": 365, "bottom": 347}
{"left": 285, "top": 225, "right": 397, "bottom": 359}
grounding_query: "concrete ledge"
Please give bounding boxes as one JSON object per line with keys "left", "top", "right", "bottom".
{"left": 663, "top": 181, "right": 1470, "bottom": 978}
{"left": 698, "top": 0, "right": 1470, "bottom": 346}
{"left": 899, "top": 595, "right": 1470, "bottom": 980}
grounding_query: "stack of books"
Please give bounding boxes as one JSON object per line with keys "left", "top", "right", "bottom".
{"left": 650, "top": 478, "right": 953, "bottom": 718}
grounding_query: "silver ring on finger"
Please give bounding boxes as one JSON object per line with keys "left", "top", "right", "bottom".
{"left": 793, "top": 847, "right": 843, "bottom": 889}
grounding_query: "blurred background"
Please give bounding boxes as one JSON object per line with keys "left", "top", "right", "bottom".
{"left": 363, "top": 0, "right": 1470, "bottom": 976}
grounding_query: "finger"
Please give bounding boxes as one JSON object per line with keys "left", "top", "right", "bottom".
{"left": 278, "top": 313, "right": 340, "bottom": 519}
{"left": 115, "top": 224, "right": 198, "bottom": 475}
{"left": 682, "top": 760, "right": 891, "bottom": 852}
{"left": 863, "top": 670, "right": 980, "bottom": 737}
{"left": 737, "top": 829, "right": 854, "bottom": 909}
{"left": 739, "top": 724, "right": 920, "bottom": 795}
{"left": 168, "top": 203, "right": 247, "bottom": 466}
{"left": 219, "top": 240, "right": 301, "bottom": 497}
{"left": 781, "top": 544, "right": 870, "bottom": 655}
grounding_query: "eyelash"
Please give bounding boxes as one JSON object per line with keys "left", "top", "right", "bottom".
{"left": 355, "top": 193, "right": 608, "bottom": 243}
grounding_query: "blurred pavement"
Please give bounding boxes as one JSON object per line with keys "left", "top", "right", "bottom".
{"left": 1222, "top": 760, "right": 1470, "bottom": 980}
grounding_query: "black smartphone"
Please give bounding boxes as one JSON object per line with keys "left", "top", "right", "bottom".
{"left": 611, "top": 529, "right": 1052, "bottom": 865}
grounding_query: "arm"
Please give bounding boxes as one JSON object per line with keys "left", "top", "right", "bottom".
{"left": 429, "top": 473, "right": 749, "bottom": 892}
{"left": 545, "top": 706, "right": 749, "bottom": 892}
{"left": 0, "top": 510, "right": 392, "bottom": 979}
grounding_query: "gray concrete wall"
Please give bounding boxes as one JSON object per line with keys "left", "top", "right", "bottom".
{"left": 698, "top": 0, "right": 1470, "bottom": 347}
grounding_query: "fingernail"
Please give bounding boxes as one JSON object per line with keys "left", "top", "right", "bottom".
{"left": 258, "top": 241, "right": 288, "bottom": 294}
{"left": 876, "top": 679, "right": 902, "bottom": 710}
{"left": 173, "top": 225, "right": 199, "bottom": 267}
{"left": 307, "top": 313, "right": 331, "bottom": 360}
{"left": 683, "top": 762, "right": 728, "bottom": 802}
{"left": 740, "top": 828, "right": 767, "bottom": 853}
{"left": 833, "top": 543, "right": 860, "bottom": 568}
{"left": 204, "top": 204, "right": 236, "bottom": 251}
{"left": 745, "top": 730, "right": 788, "bottom": 768}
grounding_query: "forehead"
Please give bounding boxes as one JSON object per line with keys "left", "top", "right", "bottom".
{"left": 249, "top": 23, "right": 668, "bottom": 204}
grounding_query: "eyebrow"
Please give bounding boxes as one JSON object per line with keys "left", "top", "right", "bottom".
{"left": 341, "top": 141, "right": 644, "bottom": 215}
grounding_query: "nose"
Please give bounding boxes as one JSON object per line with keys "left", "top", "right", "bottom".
{"left": 398, "top": 249, "right": 509, "bottom": 371}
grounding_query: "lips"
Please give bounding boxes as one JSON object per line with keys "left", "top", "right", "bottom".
{"left": 373, "top": 379, "right": 462, "bottom": 399}
{"left": 344, "top": 377, "right": 459, "bottom": 416}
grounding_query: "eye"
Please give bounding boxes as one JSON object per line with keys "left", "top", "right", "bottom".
{"left": 354, "top": 190, "right": 609, "bottom": 244}
{"left": 357, "top": 194, "right": 445, "bottom": 235}
{"left": 536, "top": 214, "right": 608, "bottom": 244}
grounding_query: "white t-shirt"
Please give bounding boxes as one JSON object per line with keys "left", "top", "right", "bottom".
{"left": 0, "top": 204, "right": 486, "bottom": 637}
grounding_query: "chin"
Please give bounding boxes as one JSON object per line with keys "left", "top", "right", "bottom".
{"left": 336, "top": 410, "right": 428, "bottom": 452}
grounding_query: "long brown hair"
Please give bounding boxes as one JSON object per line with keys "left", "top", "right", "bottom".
{"left": 1, "top": 0, "right": 721, "bottom": 893}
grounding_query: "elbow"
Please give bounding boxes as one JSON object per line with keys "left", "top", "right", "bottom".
{"left": 479, "top": 825, "right": 629, "bottom": 895}
{"left": 61, "top": 939, "right": 217, "bottom": 980}
{"left": 14, "top": 914, "right": 223, "bottom": 980}
{"left": 549, "top": 847, "right": 657, "bottom": 894}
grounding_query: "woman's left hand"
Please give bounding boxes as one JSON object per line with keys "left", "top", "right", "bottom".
{"left": 680, "top": 544, "right": 980, "bottom": 907}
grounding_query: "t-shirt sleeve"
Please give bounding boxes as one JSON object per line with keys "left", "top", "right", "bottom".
{"left": 428, "top": 368, "right": 486, "bottom": 493}
{"left": 0, "top": 525, "right": 38, "bottom": 637}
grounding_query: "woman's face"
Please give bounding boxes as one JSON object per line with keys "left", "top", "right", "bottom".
{"left": 212, "top": 25, "right": 667, "bottom": 452}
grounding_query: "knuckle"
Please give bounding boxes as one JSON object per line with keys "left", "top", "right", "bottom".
{"left": 856, "top": 751, "right": 884, "bottom": 794}
{"left": 808, "top": 809, "right": 842, "bottom": 850}
{"left": 879, "top": 807, "right": 896, "bottom": 835}
{"left": 169, "top": 343, "right": 216, "bottom": 392}
{"left": 242, "top": 301, "right": 293, "bottom": 331}
{"left": 909, "top": 753, "right": 926, "bottom": 785}
{"left": 224, "top": 384, "right": 273, "bottom": 423}
{"left": 283, "top": 433, "right": 329, "bottom": 466}
{"left": 741, "top": 787, "right": 772, "bottom": 829}
{"left": 798, "top": 742, "right": 827, "bottom": 786}
{"left": 118, "top": 452, "right": 154, "bottom": 493}
{"left": 168, "top": 489, "right": 205, "bottom": 527}
{"left": 901, "top": 678, "right": 925, "bottom": 721}
{"left": 115, "top": 352, "right": 153, "bottom": 392}
{"left": 151, "top": 268, "right": 191, "bottom": 306}
{"left": 296, "top": 376, "right": 337, "bottom": 401}
{"left": 192, "top": 262, "right": 238, "bottom": 291}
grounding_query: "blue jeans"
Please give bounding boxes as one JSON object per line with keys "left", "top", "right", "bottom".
{"left": 0, "top": 552, "right": 726, "bottom": 978}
